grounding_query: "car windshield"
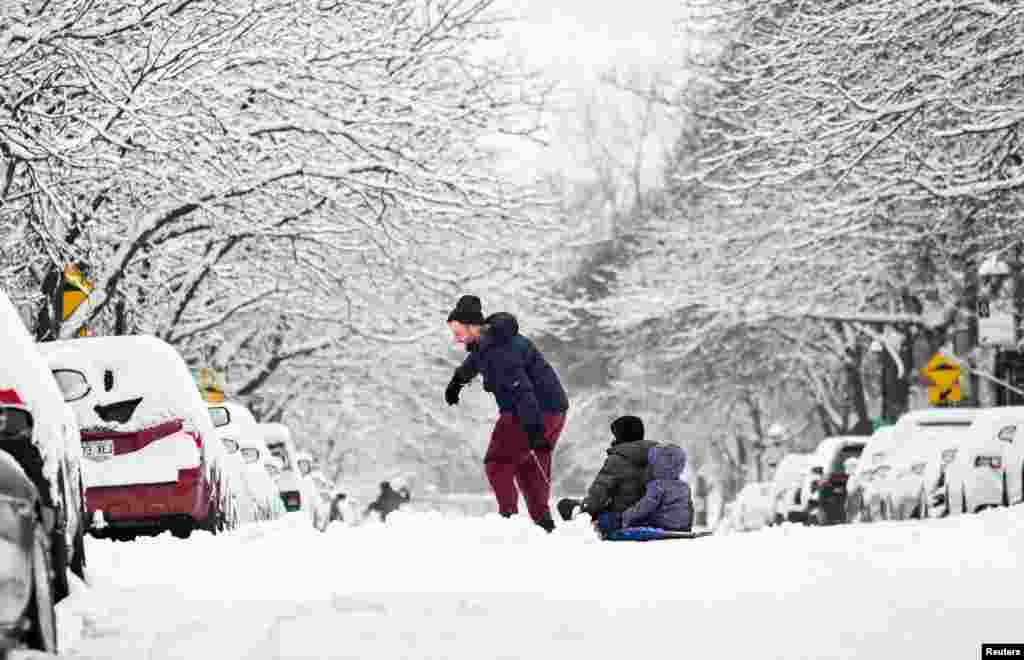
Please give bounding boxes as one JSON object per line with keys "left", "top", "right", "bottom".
{"left": 910, "top": 421, "right": 972, "bottom": 454}
{"left": 831, "top": 445, "right": 865, "bottom": 474}
{"left": 52, "top": 369, "right": 91, "bottom": 402}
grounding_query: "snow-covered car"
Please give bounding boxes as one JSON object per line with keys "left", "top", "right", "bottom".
{"left": 38, "top": 335, "right": 230, "bottom": 540}
{"left": 259, "top": 423, "right": 316, "bottom": 522}
{"left": 845, "top": 426, "right": 899, "bottom": 523}
{"left": 731, "top": 482, "right": 775, "bottom": 532}
{"left": 800, "top": 436, "right": 868, "bottom": 525}
{"left": 874, "top": 408, "right": 977, "bottom": 520}
{"left": 945, "top": 406, "right": 1024, "bottom": 515}
{"left": 208, "top": 401, "right": 265, "bottom": 527}
{"left": 769, "top": 453, "right": 811, "bottom": 524}
{"left": 0, "top": 451, "right": 57, "bottom": 654}
{"left": 307, "top": 468, "right": 335, "bottom": 531}
{"left": 0, "top": 291, "right": 87, "bottom": 602}
{"left": 235, "top": 429, "right": 287, "bottom": 522}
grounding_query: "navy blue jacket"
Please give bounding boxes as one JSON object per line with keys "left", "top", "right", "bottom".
{"left": 454, "top": 313, "right": 568, "bottom": 432}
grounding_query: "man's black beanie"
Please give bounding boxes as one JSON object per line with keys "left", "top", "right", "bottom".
{"left": 447, "top": 295, "right": 485, "bottom": 326}
{"left": 610, "top": 415, "right": 644, "bottom": 445}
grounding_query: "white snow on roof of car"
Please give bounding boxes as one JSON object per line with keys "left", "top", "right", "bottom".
{"left": 37, "top": 335, "right": 213, "bottom": 437}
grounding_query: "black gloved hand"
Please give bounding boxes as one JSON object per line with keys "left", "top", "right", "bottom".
{"left": 445, "top": 375, "right": 464, "bottom": 406}
{"left": 526, "top": 426, "right": 550, "bottom": 451}
{"left": 556, "top": 498, "right": 582, "bottom": 522}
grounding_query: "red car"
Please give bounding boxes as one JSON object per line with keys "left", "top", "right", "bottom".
{"left": 39, "top": 336, "right": 231, "bottom": 540}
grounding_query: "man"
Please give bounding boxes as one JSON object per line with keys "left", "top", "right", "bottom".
{"left": 445, "top": 295, "right": 569, "bottom": 532}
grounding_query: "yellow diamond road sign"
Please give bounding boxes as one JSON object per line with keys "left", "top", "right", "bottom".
{"left": 922, "top": 353, "right": 961, "bottom": 405}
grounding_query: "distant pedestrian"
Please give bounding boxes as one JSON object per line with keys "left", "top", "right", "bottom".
{"left": 329, "top": 492, "right": 348, "bottom": 523}
{"left": 444, "top": 295, "right": 569, "bottom": 532}
{"left": 364, "top": 481, "right": 411, "bottom": 522}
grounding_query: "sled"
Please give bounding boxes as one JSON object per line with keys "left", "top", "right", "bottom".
{"left": 603, "top": 526, "right": 713, "bottom": 542}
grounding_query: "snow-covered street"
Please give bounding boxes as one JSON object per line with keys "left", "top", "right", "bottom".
{"left": 55, "top": 506, "right": 1024, "bottom": 659}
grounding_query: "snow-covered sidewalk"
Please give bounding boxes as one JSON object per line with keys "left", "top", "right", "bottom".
{"left": 56, "top": 507, "right": 1024, "bottom": 659}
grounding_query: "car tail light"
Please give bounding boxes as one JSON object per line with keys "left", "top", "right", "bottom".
{"left": 974, "top": 455, "right": 1002, "bottom": 470}
{"left": 175, "top": 467, "right": 201, "bottom": 494}
{"left": 910, "top": 462, "right": 926, "bottom": 475}
{"left": 941, "top": 449, "right": 957, "bottom": 464}
{"left": 281, "top": 491, "right": 301, "bottom": 511}
{"left": 0, "top": 389, "right": 24, "bottom": 405}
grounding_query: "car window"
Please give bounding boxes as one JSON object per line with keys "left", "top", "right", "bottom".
{"left": 52, "top": 369, "right": 91, "bottom": 402}
{"left": 0, "top": 407, "right": 32, "bottom": 438}
{"left": 266, "top": 441, "right": 291, "bottom": 470}
{"left": 831, "top": 445, "right": 865, "bottom": 474}
{"left": 208, "top": 407, "right": 231, "bottom": 428}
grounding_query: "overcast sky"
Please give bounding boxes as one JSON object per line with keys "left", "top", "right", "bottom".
{"left": 492, "top": 0, "right": 689, "bottom": 185}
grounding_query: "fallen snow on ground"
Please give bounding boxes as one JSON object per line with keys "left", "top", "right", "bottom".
{"left": 56, "top": 505, "right": 1024, "bottom": 659}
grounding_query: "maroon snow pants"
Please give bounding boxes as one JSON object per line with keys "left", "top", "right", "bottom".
{"left": 484, "top": 412, "right": 566, "bottom": 522}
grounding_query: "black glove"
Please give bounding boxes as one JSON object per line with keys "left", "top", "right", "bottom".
{"left": 526, "top": 426, "right": 550, "bottom": 451}
{"left": 445, "top": 375, "right": 464, "bottom": 406}
{"left": 557, "top": 498, "right": 582, "bottom": 522}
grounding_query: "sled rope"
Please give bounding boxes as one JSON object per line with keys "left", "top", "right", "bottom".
{"left": 530, "top": 451, "right": 550, "bottom": 487}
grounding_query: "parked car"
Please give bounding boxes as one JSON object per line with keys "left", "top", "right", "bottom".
{"left": 945, "top": 406, "right": 1024, "bottom": 515}
{"left": 0, "top": 291, "right": 87, "bottom": 602}
{"left": 733, "top": 482, "right": 775, "bottom": 532}
{"left": 769, "top": 453, "right": 810, "bottom": 524}
{"left": 1002, "top": 410, "right": 1024, "bottom": 507}
{"left": 800, "top": 436, "right": 868, "bottom": 525}
{"left": 258, "top": 423, "right": 316, "bottom": 522}
{"left": 876, "top": 408, "right": 977, "bottom": 520}
{"left": 38, "top": 335, "right": 230, "bottom": 540}
{"left": 865, "top": 464, "right": 896, "bottom": 520}
{"left": 235, "top": 429, "right": 287, "bottom": 522}
{"left": 208, "top": 401, "right": 266, "bottom": 527}
{"left": 307, "top": 468, "right": 335, "bottom": 531}
{"left": 846, "top": 426, "right": 899, "bottom": 522}
{"left": 0, "top": 451, "right": 57, "bottom": 654}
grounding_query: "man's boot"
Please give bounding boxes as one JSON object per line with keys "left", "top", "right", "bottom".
{"left": 534, "top": 514, "right": 555, "bottom": 533}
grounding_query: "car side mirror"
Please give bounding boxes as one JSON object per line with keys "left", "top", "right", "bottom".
{"left": 221, "top": 438, "right": 240, "bottom": 454}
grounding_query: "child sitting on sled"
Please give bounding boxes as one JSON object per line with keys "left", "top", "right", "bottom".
{"left": 595, "top": 443, "right": 692, "bottom": 537}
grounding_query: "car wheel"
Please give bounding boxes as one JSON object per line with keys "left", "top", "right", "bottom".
{"left": 49, "top": 523, "right": 70, "bottom": 603}
{"left": 24, "top": 520, "right": 58, "bottom": 652}
{"left": 70, "top": 518, "right": 87, "bottom": 579}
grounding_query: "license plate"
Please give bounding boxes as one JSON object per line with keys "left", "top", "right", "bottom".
{"left": 83, "top": 439, "right": 114, "bottom": 460}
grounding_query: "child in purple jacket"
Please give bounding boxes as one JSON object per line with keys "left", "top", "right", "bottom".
{"left": 598, "top": 443, "right": 692, "bottom": 533}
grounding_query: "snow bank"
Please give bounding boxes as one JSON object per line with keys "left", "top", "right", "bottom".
{"left": 63, "top": 504, "right": 1024, "bottom": 659}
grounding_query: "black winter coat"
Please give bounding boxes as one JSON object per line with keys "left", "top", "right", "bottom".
{"left": 454, "top": 313, "right": 569, "bottom": 432}
{"left": 582, "top": 438, "right": 656, "bottom": 515}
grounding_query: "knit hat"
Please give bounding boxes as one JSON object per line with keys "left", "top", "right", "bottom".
{"left": 610, "top": 415, "right": 644, "bottom": 445}
{"left": 447, "top": 295, "right": 485, "bottom": 326}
